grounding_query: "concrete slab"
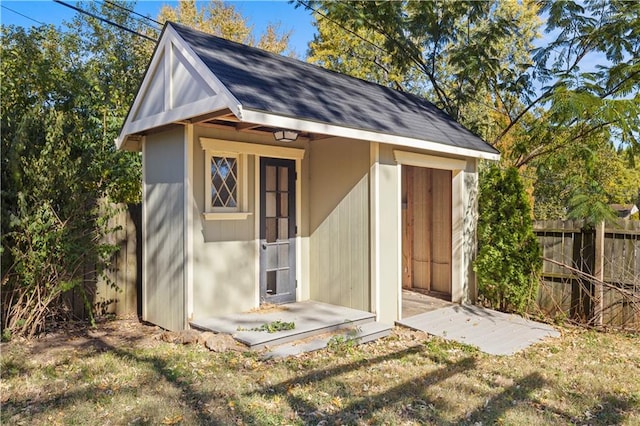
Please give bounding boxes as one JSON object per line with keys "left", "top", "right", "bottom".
{"left": 190, "top": 300, "right": 376, "bottom": 349}
{"left": 397, "top": 304, "right": 560, "bottom": 356}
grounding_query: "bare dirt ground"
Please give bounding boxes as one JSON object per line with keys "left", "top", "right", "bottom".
{"left": 11, "top": 316, "right": 159, "bottom": 356}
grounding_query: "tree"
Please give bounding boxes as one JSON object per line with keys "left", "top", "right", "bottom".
{"left": 157, "top": 0, "right": 292, "bottom": 54}
{"left": 304, "top": 1, "right": 639, "bottom": 162}
{"left": 475, "top": 167, "right": 542, "bottom": 313}
{"left": 533, "top": 140, "right": 640, "bottom": 223}
{"left": 307, "top": 10, "right": 410, "bottom": 90}
{"left": 1, "top": 1, "right": 146, "bottom": 338}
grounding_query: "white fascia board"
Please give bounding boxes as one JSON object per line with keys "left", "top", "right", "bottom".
{"left": 240, "top": 109, "right": 501, "bottom": 161}
{"left": 116, "top": 24, "right": 243, "bottom": 150}
{"left": 393, "top": 150, "right": 469, "bottom": 170}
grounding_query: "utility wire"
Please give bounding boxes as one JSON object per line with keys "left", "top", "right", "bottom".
{"left": 53, "top": 0, "right": 157, "bottom": 42}
{"left": 102, "top": 0, "right": 162, "bottom": 29}
{"left": 295, "top": 0, "right": 387, "bottom": 55}
{"left": 1, "top": 4, "right": 45, "bottom": 25}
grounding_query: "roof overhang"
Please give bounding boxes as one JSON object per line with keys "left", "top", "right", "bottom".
{"left": 117, "top": 23, "right": 500, "bottom": 161}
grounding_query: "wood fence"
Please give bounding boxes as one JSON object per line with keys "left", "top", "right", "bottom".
{"left": 534, "top": 219, "right": 640, "bottom": 329}
{"left": 65, "top": 203, "right": 141, "bottom": 319}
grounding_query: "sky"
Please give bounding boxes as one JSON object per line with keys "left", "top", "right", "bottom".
{"left": 0, "top": 0, "right": 317, "bottom": 57}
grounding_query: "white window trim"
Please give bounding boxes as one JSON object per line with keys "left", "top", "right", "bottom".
{"left": 203, "top": 149, "right": 250, "bottom": 220}
{"left": 200, "top": 138, "right": 304, "bottom": 221}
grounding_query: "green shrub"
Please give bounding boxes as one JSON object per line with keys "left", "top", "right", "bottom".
{"left": 474, "top": 166, "right": 542, "bottom": 313}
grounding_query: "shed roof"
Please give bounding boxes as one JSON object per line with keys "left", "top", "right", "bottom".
{"left": 118, "top": 22, "right": 499, "bottom": 159}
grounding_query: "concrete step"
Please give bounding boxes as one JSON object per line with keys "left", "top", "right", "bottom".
{"left": 261, "top": 322, "right": 393, "bottom": 360}
{"left": 236, "top": 315, "right": 376, "bottom": 350}
{"left": 190, "top": 301, "right": 378, "bottom": 350}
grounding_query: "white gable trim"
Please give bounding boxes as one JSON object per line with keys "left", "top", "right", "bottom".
{"left": 117, "top": 25, "right": 242, "bottom": 150}
{"left": 239, "top": 109, "right": 500, "bottom": 161}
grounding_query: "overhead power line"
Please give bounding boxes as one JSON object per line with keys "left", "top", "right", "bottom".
{"left": 295, "top": 0, "right": 387, "bottom": 55}
{"left": 1, "top": 4, "right": 45, "bottom": 25}
{"left": 102, "top": 0, "right": 162, "bottom": 30}
{"left": 53, "top": 0, "right": 157, "bottom": 42}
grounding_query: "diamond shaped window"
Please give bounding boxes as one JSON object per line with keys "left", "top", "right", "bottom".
{"left": 211, "top": 156, "right": 238, "bottom": 209}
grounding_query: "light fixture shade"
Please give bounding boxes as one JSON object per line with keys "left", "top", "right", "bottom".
{"left": 273, "top": 129, "right": 299, "bottom": 142}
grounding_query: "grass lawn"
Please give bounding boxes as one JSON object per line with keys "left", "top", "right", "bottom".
{"left": 1, "top": 318, "right": 639, "bottom": 425}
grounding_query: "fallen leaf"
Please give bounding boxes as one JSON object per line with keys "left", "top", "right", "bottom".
{"left": 161, "top": 414, "right": 183, "bottom": 425}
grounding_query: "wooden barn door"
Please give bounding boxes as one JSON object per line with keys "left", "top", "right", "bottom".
{"left": 402, "top": 166, "right": 452, "bottom": 298}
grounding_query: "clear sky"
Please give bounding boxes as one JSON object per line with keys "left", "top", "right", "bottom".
{"left": 0, "top": 0, "right": 317, "bottom": 57}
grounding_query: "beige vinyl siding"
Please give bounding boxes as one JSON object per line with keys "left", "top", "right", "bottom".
{"left": 190, "top": 126, "right": 258, "bottom": 318}
{"left": 309, "top": 138, "right": 370, "bottom": 311}
{"left": 143, "top": 127, "right": 185, "bottom": 331}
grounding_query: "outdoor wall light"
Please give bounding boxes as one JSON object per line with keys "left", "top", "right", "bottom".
{"left": 273, "top": 129, "right": 299, "bottom": 142}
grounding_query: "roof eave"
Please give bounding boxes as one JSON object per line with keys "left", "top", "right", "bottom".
{"left": 240, "top": 109, "right": 500, "bottom": 161}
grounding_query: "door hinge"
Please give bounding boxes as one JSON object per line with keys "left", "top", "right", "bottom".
{"left": 295, "top": 225, "right": 298, "bottom": 234}
{"left": 295, "top": 171, "right": 298, "bottom": 180}
{"left": 296, "top": 280, "right": 298, "bottom": 288}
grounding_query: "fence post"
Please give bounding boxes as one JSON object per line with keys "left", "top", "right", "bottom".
{"left": 593, "top": 220, "right": 605, "bottom": 326}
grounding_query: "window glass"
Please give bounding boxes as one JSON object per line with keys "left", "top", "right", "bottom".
{"left": 211, "top": 156, "right": 238, "bottom": 209}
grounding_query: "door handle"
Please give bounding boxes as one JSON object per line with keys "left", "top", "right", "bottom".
{"left": 262, "top": 244, "right": 267, "bottom": 250}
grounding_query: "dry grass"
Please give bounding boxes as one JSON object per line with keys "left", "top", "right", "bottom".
{"left": 1, "top": 319, "right": 639, "bottom": 425}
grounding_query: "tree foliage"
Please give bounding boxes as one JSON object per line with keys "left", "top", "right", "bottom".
{"left": 158, "top": 0, "right": 292, "bottom": 54}
{"left": 475, "top": 167, "right": 542, "bottom": 313}
{"left": 303, "top": 0, "right": 640, "bottom": 221}
{"left": 1, "top": 1, "right": 146, "bottom": 338}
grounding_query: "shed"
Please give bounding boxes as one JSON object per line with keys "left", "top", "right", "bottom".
{"left": 117, "top": 22, "right": 500, "bottom": 331}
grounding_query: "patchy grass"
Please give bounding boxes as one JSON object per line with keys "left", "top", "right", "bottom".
{"left": 1, "top": 319, "right": 639, "bottom": 425}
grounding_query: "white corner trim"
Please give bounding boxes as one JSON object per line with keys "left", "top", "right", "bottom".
{"left": 370, "top": 142, "right": 381, "bottom": 320}
{"left": 254, "top": 156, "right": 261, "bottom": 308}
{"left": 202, "top": 212, "right": 253, "bottom": 221}
{"left": 393, "top": 150, "right": 469, "bottom": 170}
{"left": 199, "top": 138, "right": 305, "bottom": 160}
{"left": 141, "top": 136, "right": 148, "bottom": 321}
{"left": 184, "top": 124, "right": 194, "bottom": 324}
{"left": 396, "top": 161, "right": 403, "bottom": 321}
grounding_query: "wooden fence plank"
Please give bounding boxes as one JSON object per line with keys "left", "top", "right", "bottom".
{"left": 65, "top": 201, "right": 141, "bottom": 320}
{"left": 535, "top": 219, "right": 639, "bottom": 329}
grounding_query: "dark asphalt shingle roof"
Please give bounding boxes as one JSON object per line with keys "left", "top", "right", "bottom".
{"left": 170, "top": 22, "right": 498, "bottom": 155}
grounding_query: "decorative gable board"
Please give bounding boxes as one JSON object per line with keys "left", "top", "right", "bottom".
{"left": 117, "top": 25, "right": 241, "bottom": 150}
{"left": 170, "top": 43, "right": 215, "bottom": 108}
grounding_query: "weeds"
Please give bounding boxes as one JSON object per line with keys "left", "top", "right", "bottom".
{"left": 238, "top": 320, "right": 295, "bottom": 333}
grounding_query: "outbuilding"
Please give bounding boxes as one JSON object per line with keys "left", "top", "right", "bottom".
{"left": 117, "top": 22, "right": 500, "bottom": 331}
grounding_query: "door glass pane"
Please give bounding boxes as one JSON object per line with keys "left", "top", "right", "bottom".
{"left": 278, "top": 193, "right": 288, "bottom": 217}
{"left": 266, "top": 192, "right": 276, "bottom": 217}
{"left": 278, "top": 166, "right": 289, "bottom": 191}
{"left": 277, "top": 270, "right": 289, "bottom": 293}
{"left": 278, "top": 244, "right": 289, "bottom": 268}
{"left": 266, "top": 218, "right": 277, "bottom": 243}
{"left": 278, "top": 218, "right": 288, "bottom": 240}
{"left": 266, "top": 245, "right": 278, "bottom": 269}
{"left": 266, "top": 271, "right": 277, "bottom": 294}
{"left": 266, "top": 166, "right": 276, "bottom": 191}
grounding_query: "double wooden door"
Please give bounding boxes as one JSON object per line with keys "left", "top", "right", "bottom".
{"left": 402, "top": 166, "right": 452, "bottom": 297}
